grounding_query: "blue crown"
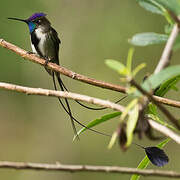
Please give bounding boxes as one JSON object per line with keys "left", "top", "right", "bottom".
{"left": 28, "top": 13, "right": 46, "bottom": 21}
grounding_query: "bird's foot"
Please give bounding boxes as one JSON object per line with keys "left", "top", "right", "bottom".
{"left": 27, "top": 51, "right": 41, "bottom": 58}
{"left": 72, "top": 72, "right": 77, "bottom": 79}
{"left": 44, "top": 58, "right": 50, "bottom": 66}
{"left": 27, "top": 51, "right": 37, "bottom": 55}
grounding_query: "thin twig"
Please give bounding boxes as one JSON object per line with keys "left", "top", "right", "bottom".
{"left": 148, "top": 120, "right": 180, "bottom": 144}
{"left": 130, "top": 79, "right": 180, "bottom": 129}
{"left": 154, "top": 24, "right": 179, "bottom": 74}
{"left": 1, "top": 81, "right": 180, "bottom": 143}
{"left": 153, "top": 96, "right": 180, "bottom": 109}
{"left": 0, "top": 161, "right": 179, "bottom": 178}
{"left": 0, "top": 82, "right": 125, "bottom": 112}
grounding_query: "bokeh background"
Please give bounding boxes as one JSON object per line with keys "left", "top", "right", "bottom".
{"left": 0, "top": 1, "right": 180, "bottom": 180}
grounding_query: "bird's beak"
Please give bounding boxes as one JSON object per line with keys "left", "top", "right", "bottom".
{"left": 8, "top": 17, "right": 28, "bottom": 23}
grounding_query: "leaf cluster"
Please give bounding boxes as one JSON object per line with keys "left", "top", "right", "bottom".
{"left": 73, "top": 1, "right": 180, "bottom": 179}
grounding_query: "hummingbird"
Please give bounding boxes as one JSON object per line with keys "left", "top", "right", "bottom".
{"left": 8, "top": 13, "right": 112, "bottom": 137}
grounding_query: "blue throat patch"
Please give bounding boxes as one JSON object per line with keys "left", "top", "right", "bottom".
{"left": 28, "top": 22, "right": 36, "bottom": 33}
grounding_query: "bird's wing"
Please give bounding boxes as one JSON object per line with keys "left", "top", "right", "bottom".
{"left": 49, "top": 27, "right": 61, "bottom": 64}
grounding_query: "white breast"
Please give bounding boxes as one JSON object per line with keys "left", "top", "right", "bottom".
{"left": 31, "top": 42, "right": 37, "bottom": 54}
{"left": 35, "top": 28, "right": 47, "bottom": 56}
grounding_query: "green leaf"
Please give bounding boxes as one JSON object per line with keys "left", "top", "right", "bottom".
{"left": 126, "top": 104, "right": 139, "bottom": 147}
{"left": 129, "top": 33, "right": 168, "bottom": 46}
{"left": 148, "top": 103, "right": 158, "bottom": 115}
{"left": 147, "top": 103, "right": 177, "bottom": 130}
{"left": 131, "top": 157, "right": 149, "bottom": 180}
{"left": 131, "top": 138, "right": 170, "bottom": 180}
{"left": 74, "top": 112, "right": 121, "bottom": 139}
{"left": 132, "top": 63, "right": 146, "bottom": 77}
{"left": 148, "top": 114, "right": 178, "bottom": 132}
{"left": 155, "top": 0, "right": 180, "bottom": 16}
{"left": 157, "top": 138, "right": 170, "bottom": 148}
{"left": 137, "top": 0, "right": 163, "bottom": 14}
{"left": 136, "top": 65, "right": 180, "bottom": 96}
{"left": 155, "top": 75, "right": 180, "bottom": 97}
{"left": 137, "top": 0, "right": 174, "bottom": 24}
{"left": 137, "top": 0, "right": 176, "bottom": 24}
{"left": 105, "top": 59, "right": 129, "bottom": 75}
{"left": 108, "top": 131, "right": 118, "bottom": 149}
{"left": 127, "top": 48, "right": 135, "bottom": 73}
{"left": 121, "top": 99, "right": 138, "bottom": 121}
{"left": 105, "top": 59, "right": 124, "bottom": 72}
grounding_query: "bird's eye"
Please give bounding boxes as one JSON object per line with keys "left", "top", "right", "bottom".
{"left": 37, "top": 19, "right": 41, "bottom": 23}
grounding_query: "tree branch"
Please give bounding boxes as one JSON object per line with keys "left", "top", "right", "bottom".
{"left": 154, "top": 24, "right": 179, "bottom": 74}
{"left": 0, "top": 39, "right": 126, "bottom": 93}
{"left": 0, "top": 82, "right": 125, "bottom": 112}
{"left": 129, "top": 23, "right": 180, "bottom": 132}
{"left": 0, "top": 161, "right": 179, "bottom": 178}
{"left": 153, "top": 96, "right": 180, "bottom": 109}
{"left": 1, "top": 81, "right": 180, "bottom": 143}
{"left": 148, "top": 119, "right": 180, "bottom": 144}
{"left": 1, "top": 39, "right": 180, "bottom": 109}
{"left": 130, "top": 79, "right": 180, "bottom": 129}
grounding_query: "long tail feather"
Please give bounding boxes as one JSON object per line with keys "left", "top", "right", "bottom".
{"left": 52, "top": 72, "right": 79, "bottom": 139}
{"left": 53, "top": 72, "right": 111, "bottom": 138}
{"left": 60, "top": 79, "right": 127, "bottom": 110}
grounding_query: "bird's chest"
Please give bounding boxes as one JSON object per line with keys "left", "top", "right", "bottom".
{"left": 31, "top": 28, "right": 47, "bottom": 57}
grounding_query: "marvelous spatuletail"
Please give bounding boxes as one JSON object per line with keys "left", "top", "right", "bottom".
{"left": 8, "top": 13, "right": 111, "bottom": 138}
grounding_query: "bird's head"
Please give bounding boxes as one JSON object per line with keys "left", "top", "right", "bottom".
{"left": 8, "top": 13, "right": 50, "bottom": 33}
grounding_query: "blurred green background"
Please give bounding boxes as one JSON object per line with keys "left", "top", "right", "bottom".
{"left": 0, "top": 1, "right": 180, "bottom": 180}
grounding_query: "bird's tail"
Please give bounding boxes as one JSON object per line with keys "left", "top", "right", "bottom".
{"left": 52, "top": 72, "right": 78, "bottom": 139}
{"left": 52, "top": 72, "right": 110, "bottom": 138}
{"left": 59, "top": 78, "right": 127, "bottom": 110}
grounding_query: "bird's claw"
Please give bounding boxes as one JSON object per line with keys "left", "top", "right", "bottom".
{"left": 27, "top": 51, "right": 36, "bottom": 55}
{"left": 44, "top": 57, "right": 51, "bottom": 66}
{"left": 72, "top": 72, "right": 77, "bottom": 79}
